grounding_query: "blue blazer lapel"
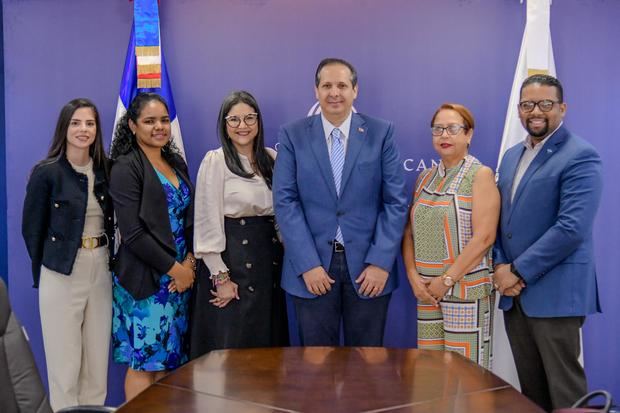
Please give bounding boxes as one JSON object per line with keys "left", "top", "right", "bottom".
{"left": 502, "top": 145, "right": 522, "bottom": 195}
{"left": 340, "top": 114, "right": 366, "bottom": 193}
{"left": 308, "top": 116, "right": 338, "bottom": 200}
{"left": 511, "top": 127, "right": 568, "bottom": 209}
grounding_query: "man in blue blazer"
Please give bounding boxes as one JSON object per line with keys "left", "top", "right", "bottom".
{"left": 493, "top": 74, "right": 602, "bottom": 411}
{"left": 273, "top": 58, "right": 408, "bottom": 346}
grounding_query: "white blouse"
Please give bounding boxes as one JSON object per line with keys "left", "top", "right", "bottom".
{"left": 194, "top": 147, "right": 276, "bottom": 275}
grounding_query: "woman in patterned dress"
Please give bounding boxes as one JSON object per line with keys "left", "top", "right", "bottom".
{"left": 402, "top": 103, "right": 500, "bottom": 368}
{"left": 109, "top": 93, "right": 195, "bottom": 400}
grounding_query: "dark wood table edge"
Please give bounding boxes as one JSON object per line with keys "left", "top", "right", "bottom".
{"left": 154, "top": 376, "right": 523, "bottom": 413}
{"left": 360, "top": 385, "right": 545, "bottom": 413}
{"left": 119, "top": 348, "right": 540, "bottom": 413}
{"left": 153, "top": 382, "right": 302, "bottom": 413}
{"left": 145, "top": 382, "right": 541, "bottom": 413}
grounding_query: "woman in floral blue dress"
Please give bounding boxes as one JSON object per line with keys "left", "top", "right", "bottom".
{"left": 109, "top": 93, "right": 195, "bottom": 400}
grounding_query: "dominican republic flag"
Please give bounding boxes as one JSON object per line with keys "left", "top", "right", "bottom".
{"left": 112, "top": 0, "right": 185, "bottom": 159}
{"left": 493, "top": 0, "right": 558, "bottom": 391}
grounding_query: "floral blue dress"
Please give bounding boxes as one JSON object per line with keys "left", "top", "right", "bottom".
{"left": 112, "top": 170, "right": 191, "bottom": 371}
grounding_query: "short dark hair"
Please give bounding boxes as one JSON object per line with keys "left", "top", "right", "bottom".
{"left": 520, "top": 74, "right": 564, "bottom": 103}
{"left": 315, "top": 58, "right": 358, "bottom": 87}
{"left": 430, "top": 103, "right": 475, "bottom": 132}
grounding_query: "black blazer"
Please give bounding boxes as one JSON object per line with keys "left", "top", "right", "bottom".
{"left": 22, "top": 155, "right": 115, "bottom": 288}
{"left": 110, "top": 147, "right": 194, "bottom": 300}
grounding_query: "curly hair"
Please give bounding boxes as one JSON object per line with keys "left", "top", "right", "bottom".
{"left": 110, "top": 92, "right": 180, "bottom": 162}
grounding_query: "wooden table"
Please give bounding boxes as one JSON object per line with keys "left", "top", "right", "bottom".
{"left": 116, "top": 347, "right": 543, "bottom": 412}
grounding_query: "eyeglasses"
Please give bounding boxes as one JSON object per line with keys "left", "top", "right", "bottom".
{"left": 431, "top": 124, "right": 466, "bottom": 136}
{"left": 225, "top": 113, "right": 259, "bottom": 128}
{"left": 518, "top": 100, "right": 560, "bottom": 113}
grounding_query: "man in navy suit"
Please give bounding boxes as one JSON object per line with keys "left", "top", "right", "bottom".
{"left": 494, "top": 74, "right": 602, "bottom": 411}
{"left": 273, "top": 58, "right": 407, "bottom": 346}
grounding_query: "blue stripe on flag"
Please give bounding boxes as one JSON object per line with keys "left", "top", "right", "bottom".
{"left": 119, "top": 25, "right": 136, "bottom": 109}
{"left": 118, "top": 23, "right": 177, "bottom": 119}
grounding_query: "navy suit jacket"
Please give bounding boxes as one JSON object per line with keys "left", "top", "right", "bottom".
{"left": 494, "top": 126, "right": 602, "bottom": 317}
{"left": 273, "top": 113, "right": 408, "bottom": 299}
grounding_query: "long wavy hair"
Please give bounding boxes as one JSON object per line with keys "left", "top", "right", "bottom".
{"left": 217, "top": 90, "right": 274, "bottom": 189}
{"left": 41, "top": 98, "right": 106, "bottom": 169}
{"left": 110, "top": 92, "right": 180, "bottom": 163}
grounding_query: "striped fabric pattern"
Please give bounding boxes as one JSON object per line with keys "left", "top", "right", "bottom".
{"left": 330, "top": 128, "right": 344, "bottom": 243}
{"left": 134, "top": 0, "right": 162, "bottom": 88}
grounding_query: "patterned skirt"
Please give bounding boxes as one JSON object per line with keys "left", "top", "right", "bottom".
{"left": 112, "top": 274, "right": 190, "bottom": 371}
{"left": 417, "top": 294, "right": 495, "bottom": 369}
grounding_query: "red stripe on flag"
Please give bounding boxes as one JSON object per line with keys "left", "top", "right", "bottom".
{"left": 137, "top": 73, "right": 162, "bottom": 80}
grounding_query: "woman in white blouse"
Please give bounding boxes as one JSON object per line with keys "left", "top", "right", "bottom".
{"left": 189, "top": 90, "right": 289, "bottom": 357}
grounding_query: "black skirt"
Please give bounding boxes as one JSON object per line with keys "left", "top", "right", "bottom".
{"left": 189, "top": 216, "right": 289, "bottom": 359}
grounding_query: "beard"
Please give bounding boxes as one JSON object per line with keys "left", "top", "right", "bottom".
{"left": 525, "top": 118, "right": 549, "bottom": 138}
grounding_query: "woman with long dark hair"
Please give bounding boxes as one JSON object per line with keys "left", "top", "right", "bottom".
{"left": 22, "top": 98, "right": 114, "bottom": 411}
{"left": 190, "top": 90, "right": 288, "bottom": 357}
{"left": 109, "top": 93, "right": 195, "bottom": 400}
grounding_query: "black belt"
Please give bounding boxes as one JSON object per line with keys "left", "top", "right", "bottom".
{"left": 81, "top": 234, "right": 108, "bottom": 249}
{"left": 333, "top": 240, "right": 345, "bottom": 253}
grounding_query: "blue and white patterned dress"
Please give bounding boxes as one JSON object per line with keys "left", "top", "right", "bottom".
{"left": 112, "top": 170, "right": 191, "bottom": 371}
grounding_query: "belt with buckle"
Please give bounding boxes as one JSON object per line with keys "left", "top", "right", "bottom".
{"left": 333, "top": 240, "right": 345, "bottom": 253}
{"left": 81, "top": 234, "right": 108, "bottom": 249}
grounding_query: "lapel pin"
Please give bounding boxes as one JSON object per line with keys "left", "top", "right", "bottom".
{"left": 358, "top": 127, "right": 364, "bottom": 133}
{"left": 547, "top": 149, "right": 553, "bottom": 154}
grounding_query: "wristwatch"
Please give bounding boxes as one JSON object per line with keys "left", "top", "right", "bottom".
{"left": 441, "top": 273, "right": 455, "bottom": 287}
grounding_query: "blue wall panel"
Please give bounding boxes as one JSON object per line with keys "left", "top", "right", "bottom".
{"left": 3, "top": 0, "right": 618, "bottom": 406}
{"left": 0, "top": 0, "right": 7, "bottom": 285}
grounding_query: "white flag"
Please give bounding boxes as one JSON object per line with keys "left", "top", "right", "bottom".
{"left": 497, "top": 0, "right": 556, "bottom": 165}
{"left": 493, "top": 0, "right": 556, "bottom": 390}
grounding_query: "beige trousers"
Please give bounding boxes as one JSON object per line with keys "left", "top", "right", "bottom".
{"left": 39, "top": 247, "right": 112, "bottom": 411}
